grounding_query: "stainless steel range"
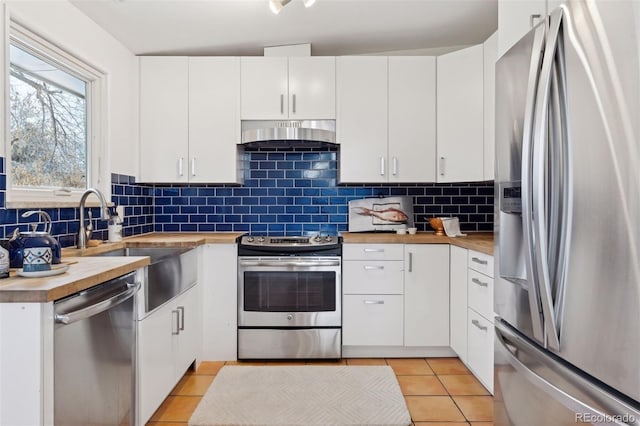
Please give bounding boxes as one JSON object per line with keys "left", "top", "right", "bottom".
{"left": 237, "top": 235, "right": 342, "bottom": 359}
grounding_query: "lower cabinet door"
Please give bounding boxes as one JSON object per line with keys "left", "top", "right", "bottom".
{"left": 467, "top": 308, "right": 494, "bottom": 393}
{"left": 343, "top": 294, "right": 403, "bottom": 346}
{"left": 174, "top": 283, "right": 201, "bottom": 381}
{"left": 138, "top": 302, "right": 176, "bottom": 424}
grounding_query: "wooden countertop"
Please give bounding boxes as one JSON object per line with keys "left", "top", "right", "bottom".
{"left": 0, "top": 256, "right": 150, "bottom": 303}
{"left": 62, "top": 232, "right": 243, "bottom": 257}
{"left": 340, "top": 232, "right": 494, "bottom": 255}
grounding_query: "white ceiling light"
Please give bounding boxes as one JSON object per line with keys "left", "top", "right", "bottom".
{"left": 269, "top": 0, "right": 316, "bottom": 15}
{"left": 269, "top": 0, "right": 291, "bottom": 15}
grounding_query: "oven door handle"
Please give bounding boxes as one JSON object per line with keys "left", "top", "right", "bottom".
{"left": 238, "top": 260, "right": 341, "bottom": 267}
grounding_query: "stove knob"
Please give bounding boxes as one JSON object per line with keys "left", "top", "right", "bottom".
{"left": 313, "top": 234, "right": 322, "bottom": 242}
{"left": 325, "top": 236, "right": 333, "bottom": 242}
{"left": 257, "top": 236, "right": 266, "bottom": 243}
{"left": 247, "top": 236, "right": 255, "bottom": 243}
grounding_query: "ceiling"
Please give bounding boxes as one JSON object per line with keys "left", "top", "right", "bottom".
{"left": 70, "top": 0, "right": 498, "bottom": 56}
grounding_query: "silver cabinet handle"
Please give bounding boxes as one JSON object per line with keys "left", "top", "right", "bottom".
{"left": 379, "top": 157, "right": 385, "bottom": 176}
{"left": 471, "top": 257, "right": 488, "bottom": 265}
{"left": 472, "top": 319, "right": 488, "bottom": 331}
{"left": 364, "top": 248, "right": 384, "bottom": 253}
{"left": 172, "top": 309, "right": 180, "bottom": 335}
{"left": 177, "top": 306, "right": 185, "bottom": 331}
{"left": 364, "top": 300, "right": 385, "bottom": 305}
{"left": 392, "top": 157, "right": 398, "bottom": 176}
{"left": 190, "top": 158, "right": 196, "bottom": 177}
{"left": 55, "top": 281, "right": 140, "bottom": 325}
{"left": 408, "top": 252, "right": 413, "bottom": 273}
{"left": 472, "top": 277, "right": 488, "bottom": 287}
{"left": 292, "top": 93, "right": 296, "bottom": 114}
{"left": 280, "top": 94, "right": 284, "bottom": 114}
{"left": 530, "top": 13, "right": 542, "bottom": 28}
{"left": 439, "top": 156, "right": 445, "bottom": 176}
{"left": 178, "top": 158, "right": 184, "bottom": 177}
{"left": 364, "top": 265, "right": 384, "bottom": 270}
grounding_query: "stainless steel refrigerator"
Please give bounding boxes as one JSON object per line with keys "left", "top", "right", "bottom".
{"left": 494, "top": 1, "right": 640, "bottom": 424}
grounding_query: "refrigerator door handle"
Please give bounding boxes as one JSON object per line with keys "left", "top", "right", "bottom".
{"left": 520, "top": 22, "right": 547, "bottom": 345}
{"left": 495, "top": 319, "right": 639, "bottom": 425}
{"left": 532, "top": 7, "right": 564, "bottom": 351}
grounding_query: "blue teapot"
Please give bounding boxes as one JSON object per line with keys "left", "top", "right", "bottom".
{"left": 9, "top": 211, "right": 62, "bottom": 268}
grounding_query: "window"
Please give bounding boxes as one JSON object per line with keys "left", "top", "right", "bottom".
{"left": 6, "top": 22, "right": 106, "bottom": 206}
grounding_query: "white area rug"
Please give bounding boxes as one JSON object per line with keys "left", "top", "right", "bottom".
{"left": 188, "top": 365, "right": 411, "bottom": 426}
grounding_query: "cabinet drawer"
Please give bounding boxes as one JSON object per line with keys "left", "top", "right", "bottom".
{"left": 343, "top": 295, "right": 403, "bottom": 346}
{"left": 468, "top": 250, "right": 494, "bottom": 277}
{"left": 467, "top": 308, "right": 493, "bottom": 393}
{"left": 343, "top": 260, "right": 404, "bottom": 295}
{"left": 467, "top": 269, "right": 494, "bottom": 321}
{"left": 343, "top": 244, "right": 404, "bottom": 261}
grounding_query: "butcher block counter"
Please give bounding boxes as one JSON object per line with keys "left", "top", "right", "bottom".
{"left": 2, "top": 232, "right": 242, "bottom": 303}
{"left": 340, "top": 231, "right": 493, "bottom": 255}
{"left": 0, "top": 256, "right": 150, "bottom": 303}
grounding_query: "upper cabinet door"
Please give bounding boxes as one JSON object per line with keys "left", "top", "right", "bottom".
{"left": 498, "top": 0, "right": 547, "bottom": 58}
{"left": 140, "top": 56, "right": 189, "bottom": 183}
{"left": 288, "top": 57, "right": 335, "bottom": 119}
{"left": 388, "top": 56, "right": 436, "bottom": 183}
{"left": 189, "top": 57, "right": 243, "bottom": 184}
{"left": 483, "top": 32, "right": 498, "bottom": 181}
{"left": 240, "top": 57, "right": 288, "bottom": 119}
{"left": 337, "top": 56, "right": 388, "bottom": 183}
{"left": 437, "top": 44, "right": 484, "bottom": 183}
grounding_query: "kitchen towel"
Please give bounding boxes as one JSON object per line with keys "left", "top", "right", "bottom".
{"left": 442, "top": 217, "right": 467, "bottom": 237}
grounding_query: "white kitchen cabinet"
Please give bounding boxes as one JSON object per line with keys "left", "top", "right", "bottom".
{"left": 140, "top": 56, "right": 189, "bottom": 183}
{"left": 483, "top": 31, "right": 498, "bottom": 181}
{"left": 342, "top": 243, "right": 404, "bottom": 261}
{"left": 188, "top": 57, "right": 243, "bottom": 183}
{"left": 201, "top": 244, "right": 238, "bottom": 361}
{"left": 467, "top": 307, "right": 494, "bottom": 392}
{"left": 449, "top": 245, "right": 468, "bottom": 363}
{"left": 338, "top": 56, "right": 437, "bottom": 183}
{"left": 240, "top": 56, "right": 335, "bottom": 119}
{"left": 404, "top": 244, "right": 450, "bottom": 347}
{"left": 138, "top": 283, "right": 201, "bottom": 425}
{"left": 437, "top": 44, "right": 484, "bottom": 182}
{"left": 498, "top": 0, "right": 547, "bottom": 58}
{"left": 343, "top": 260, "right": 404, "bottom": 295}
{"left": 337, "top": 56, "right": 388, "bottom": 183}
{"left": 343, "top": 294, "right": 404, "bottom": 346}
{"left": 449, "top": 246, "right": 494, "bottom": 393}
{"left": 140, "top": 56, "right": 243, "bottom": 184}
{"left": 388, "top": 56, "right": 437, "bottom": 182}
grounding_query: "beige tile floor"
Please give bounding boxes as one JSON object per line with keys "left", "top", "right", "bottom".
{"left": 146, "top": 357, "right": 493, "bottom": 426}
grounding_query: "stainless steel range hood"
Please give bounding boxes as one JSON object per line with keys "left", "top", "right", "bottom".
{"left": 241, "top": 120, "right": 336, "bottom": 146}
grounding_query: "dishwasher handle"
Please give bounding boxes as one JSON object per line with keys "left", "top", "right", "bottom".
{"left": 55, "top": 281, "right": 140, "bottom": 325}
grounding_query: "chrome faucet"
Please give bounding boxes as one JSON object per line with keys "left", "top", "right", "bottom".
{"left": 77, "top": 188, "right": 111, "bottom": 249}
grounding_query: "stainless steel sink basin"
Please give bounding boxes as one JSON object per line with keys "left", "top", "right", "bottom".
{"left": 93, "top": 246, "right": 197, "bottom": 315}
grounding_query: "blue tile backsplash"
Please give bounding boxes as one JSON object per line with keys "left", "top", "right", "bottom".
{"left": 153, "top": 149, "right": 494, "bottom": 235}
{"left": 0, "top": 149, "right": 494, "bottom": 245}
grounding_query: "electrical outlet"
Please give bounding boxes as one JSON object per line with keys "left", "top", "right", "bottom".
{"left": 116, "top": 205, "right": 125, "bottom": 219}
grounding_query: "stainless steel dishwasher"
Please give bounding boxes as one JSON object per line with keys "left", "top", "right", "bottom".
{"left": 53, "top": 270, "right": 141, "bottom": 426}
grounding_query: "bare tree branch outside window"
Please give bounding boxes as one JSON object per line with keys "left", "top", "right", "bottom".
{"left": 9, "top": 53, "right": 87, "bottom": 191}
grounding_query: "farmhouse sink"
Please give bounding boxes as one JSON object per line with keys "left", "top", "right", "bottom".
{"left": 93, "top": 246, "right": 197, "bottom": 315}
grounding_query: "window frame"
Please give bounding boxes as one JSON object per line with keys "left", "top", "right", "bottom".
{"left": 4, "top": 20, "right": 109, "bottom": 208}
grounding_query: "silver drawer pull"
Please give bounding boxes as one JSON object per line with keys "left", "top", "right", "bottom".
{"left": 364, "top": 300, "right": 385, "bottom": 305}
{"left": 472, "top": 319, "right": 488, "bottom": 331}
{"left": 471, "top": 257, "right": 488, "bottom": 265}
{"left": 364, "top": 265, "right": 384, "bottom": 270}
{"left": 472, "top": 277, "right": 489, "bottom": 287}
{"left": 364, "top": 248, "right": 384, "bottom": 253}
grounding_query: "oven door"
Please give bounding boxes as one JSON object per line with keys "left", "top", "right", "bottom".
{"left": 238, "top": 256, "right": 341, "bottom": 327}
